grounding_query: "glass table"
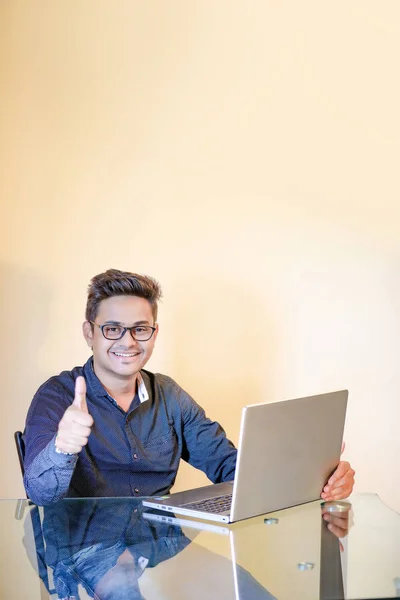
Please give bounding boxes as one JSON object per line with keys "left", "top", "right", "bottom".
{"left": 0, "top": 493, "right": 399, "bottom": 599}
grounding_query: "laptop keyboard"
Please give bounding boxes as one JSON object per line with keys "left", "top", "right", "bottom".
{"left": 181, "top": 493, "right": 232, "bottom": 514}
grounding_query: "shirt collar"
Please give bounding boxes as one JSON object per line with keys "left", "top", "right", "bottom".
{"left": 83, "top": 357, "right": 149, "bottom": 403}
{"left": 136, "top": 371, "right": 149, "bottom": 403}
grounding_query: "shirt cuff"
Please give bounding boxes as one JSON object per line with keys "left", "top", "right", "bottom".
{"left": 47, "top": 434, "right": 79, "bottom": 468}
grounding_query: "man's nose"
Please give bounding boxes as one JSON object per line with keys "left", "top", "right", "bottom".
{"left": 120, "top": 329, "right": 139, "bottom": 344}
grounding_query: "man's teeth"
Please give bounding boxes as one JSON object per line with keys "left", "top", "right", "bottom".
{"left": 114, "top": 352, "right": 137, "bottom": 357}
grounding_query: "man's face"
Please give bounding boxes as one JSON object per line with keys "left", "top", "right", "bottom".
{"left": 83, "top": 295, "right": 158, "bottom": 381}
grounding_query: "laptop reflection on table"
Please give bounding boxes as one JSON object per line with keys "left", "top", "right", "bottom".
{"left": 143, "top": 498, "right": 346, "bottom": 600}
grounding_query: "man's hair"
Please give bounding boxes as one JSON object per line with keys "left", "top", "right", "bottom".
{"left": 85, "top": 269, "right": 162, "bottom": 323}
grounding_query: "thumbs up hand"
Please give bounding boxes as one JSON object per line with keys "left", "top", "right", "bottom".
{"left": 56, "top": 376, "right": 94, "bottom": 455}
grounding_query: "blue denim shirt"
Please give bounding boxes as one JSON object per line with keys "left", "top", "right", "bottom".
{"left": 24, "top": 358, "right": 237, "bottom": 505}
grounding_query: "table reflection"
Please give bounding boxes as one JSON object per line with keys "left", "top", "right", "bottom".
{"left": 23, "top": 498, "right": 350, "bottom": 600}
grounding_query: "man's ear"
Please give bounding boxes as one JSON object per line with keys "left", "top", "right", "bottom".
{"left": 82, "top": 321, "right": 94, "bottom": 349}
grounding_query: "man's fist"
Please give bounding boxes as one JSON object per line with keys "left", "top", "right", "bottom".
{"left": 56, "top": 376, "right": 94, "bottom": 454}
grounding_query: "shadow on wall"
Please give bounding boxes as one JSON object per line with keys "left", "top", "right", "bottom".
{"left": 0, "top": 263, "right": 51, "bottom": 497}
{"left": 168, "top": 275, "right": 279, "bottom": 492}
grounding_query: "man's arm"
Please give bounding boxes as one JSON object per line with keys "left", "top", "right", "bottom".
{"left": 24, "top": 437, "right": 78, "bottom": 505}
{"left": 175, "top": 386, "right": 237, "bottom": 483}
{"left": 24, "top": 377, "right": 93, "bottom": 505}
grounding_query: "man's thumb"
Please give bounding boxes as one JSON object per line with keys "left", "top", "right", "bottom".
{"left": 73, "top": 376, "right": 88, "bottom": 412}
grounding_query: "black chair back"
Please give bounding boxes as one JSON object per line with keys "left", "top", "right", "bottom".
{"left": 13, "top": 430, "right": 56, "bottom": 596}
{"left": 14, "top": 430, "right": 26, "bottom": 476}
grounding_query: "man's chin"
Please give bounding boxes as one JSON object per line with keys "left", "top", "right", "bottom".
{"left": 113, "top": 363, "right": 143, "bottom": 378}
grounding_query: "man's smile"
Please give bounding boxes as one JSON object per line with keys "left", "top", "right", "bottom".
{"left": 110, "top": 351, "right": 141, "bottom": 358}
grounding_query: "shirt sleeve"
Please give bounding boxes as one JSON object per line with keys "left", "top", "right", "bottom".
{"left": 175, "top": 384, "right": 237, "bottom": 483}
{"left": 23, "top": 380, "right": 78, "bottom": 505}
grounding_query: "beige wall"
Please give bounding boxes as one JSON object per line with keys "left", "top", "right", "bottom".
{"left": 1, "top": 1, "right": 399, "bottom": 511}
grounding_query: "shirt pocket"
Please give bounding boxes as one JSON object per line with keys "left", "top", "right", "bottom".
{"left": 141, "top": 427, "right": 178, "bottom": 463}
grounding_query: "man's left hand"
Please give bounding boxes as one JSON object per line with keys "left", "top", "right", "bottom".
{"left": 321, "top": 461, "right": 355, "bottom": 501}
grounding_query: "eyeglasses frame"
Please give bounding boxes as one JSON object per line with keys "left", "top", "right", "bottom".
{"left": 90, "top": 321, "right": 157, "bottom": 342}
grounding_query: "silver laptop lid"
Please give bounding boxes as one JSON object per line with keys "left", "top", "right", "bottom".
{"left": 230, "top": 390, "right": 348, "bottom": 522}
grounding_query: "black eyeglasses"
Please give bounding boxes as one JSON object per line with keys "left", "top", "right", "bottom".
{"left": 90, "top": 322, "right": 156, "bottom": 341}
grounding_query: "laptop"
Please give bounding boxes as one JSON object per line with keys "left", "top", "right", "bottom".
{"left": 142, "top": 390, "right": 348, "bottom": 523}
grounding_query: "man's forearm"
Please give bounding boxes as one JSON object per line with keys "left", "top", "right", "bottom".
{"left": 24, "top": 435, "right": 78, "bottom": 505}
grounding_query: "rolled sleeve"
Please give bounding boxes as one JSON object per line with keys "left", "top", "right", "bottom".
{"left": 24, "top": 378, "right": 77, "bottom": 505}
{"left": 24, "top": 434, "right": 78, "bottom": 505}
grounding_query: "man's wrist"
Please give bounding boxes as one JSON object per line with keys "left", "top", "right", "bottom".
{"left": 55, "top": 435, "right": 77, "bottom": 456}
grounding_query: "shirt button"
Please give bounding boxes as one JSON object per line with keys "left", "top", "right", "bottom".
{"left": 134, "top": 488, "right": 140, "bottom": 494}
{"left": 133, "top": 453, "right": 138, "bottom": 459}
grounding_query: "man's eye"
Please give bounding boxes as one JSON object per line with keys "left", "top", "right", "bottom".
{"left": 106, "top": 326, "right": 121, "bottom": 333}
{"left": 134, "top": 327, "right": 147, "bottom": 334}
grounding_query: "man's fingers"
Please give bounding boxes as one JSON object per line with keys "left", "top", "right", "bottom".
{"left": 57, "top": 433, "right": 89, "bottom": 449}
{"left": 328, "top": 461, "right": 351, "bottom": 485}
{"left": 73, "top": 376, "right": 88, "bottom": 412}
{"left": 57, "top": 441, "right": 86, "bottom": 454}
{"left": 326, "top": 462, "right": 355, "bottom": 500}
{"left": 70, "top": 411, "right": 94, "bottom": 428}
{"left": 331, "top": 486, "right": 353, "bottom": 499}
{"left": 59, "top": 421, "right": 92, "bottom": 437}
{"left": 65, "top": 433, "right": 90, "bottom": 447}
{"left": 322, "top": 512, "right": 349, "bottom": 539}
{"left": 327, "top": 521, "right": 347, "bottom": 539}
{"left": 322, "top": 512, "right": 349, "bottom": 530}
{"left": 73, "top": 424, "right": 92, "bottom": 438}
{"left": 322, "top": 484, "right": 353, "bottom": 501}
{"left": 326, "top": 475, "right": 348, "bottom": 490}
{"left": 63, "top": 406, "right": 93, "bottom": 427}
{"left": 56, "top": 430, "right": 91, "bottom": 453}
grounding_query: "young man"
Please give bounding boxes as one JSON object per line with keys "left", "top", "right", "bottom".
{"left": 23, "top": 269, "right": 355, "bottom": 505}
